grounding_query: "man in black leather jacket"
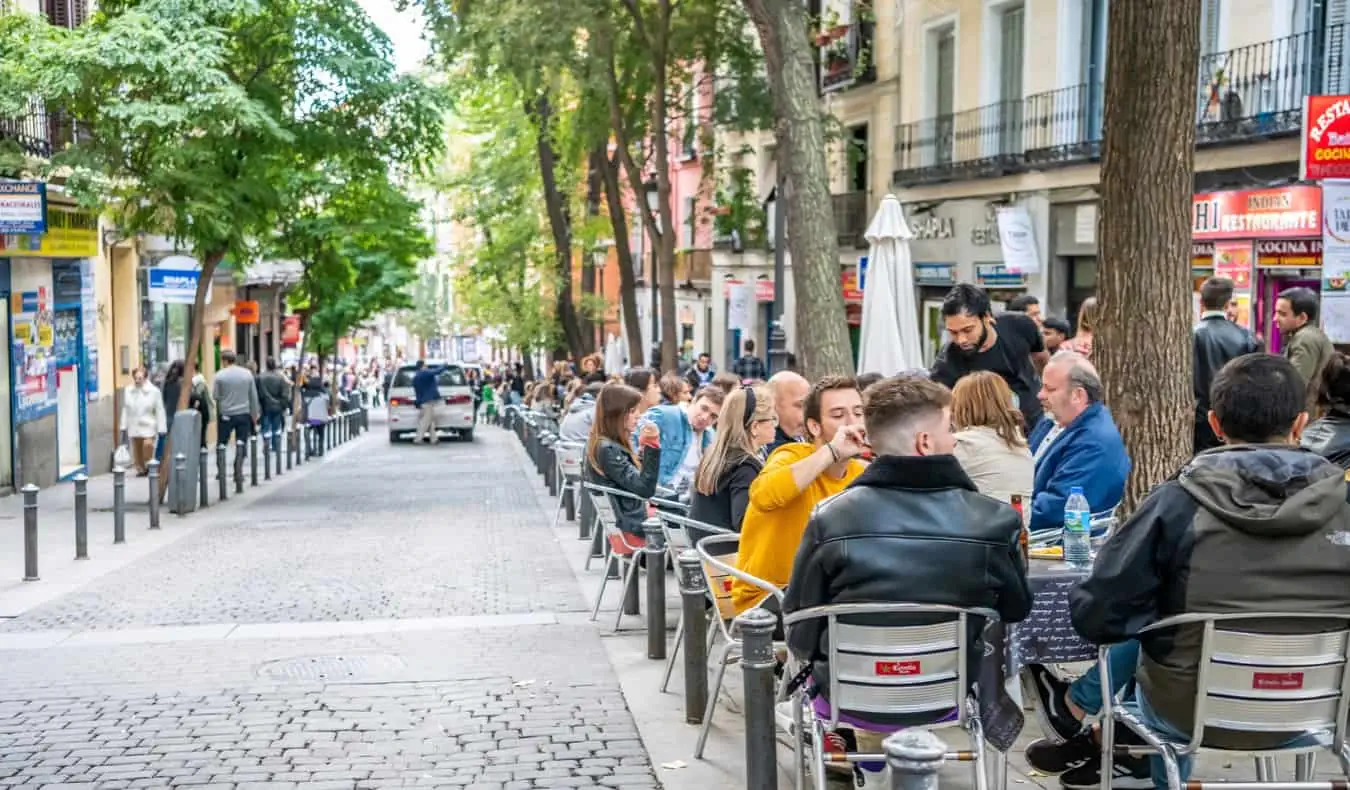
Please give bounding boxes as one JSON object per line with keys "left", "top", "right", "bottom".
{"left": 783, "top": 375, "right": 1032, "bottom": 729}
{"left": 1193, "top": 276, "right": 1260, "bottom": 452}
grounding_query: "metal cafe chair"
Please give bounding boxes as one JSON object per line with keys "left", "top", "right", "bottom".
{"left": 584, "top": 482, "right": 652, "bottom": 632}
{"left": 655, "top": 511, "right": 731, "bottom": 693}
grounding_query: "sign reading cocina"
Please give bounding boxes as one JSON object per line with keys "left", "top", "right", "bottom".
{"left": 1192, "top": 185, "right": 1322, "bottom": 240}
{"left": 1302, "top": 95, "right": 1350, "bottom": 180}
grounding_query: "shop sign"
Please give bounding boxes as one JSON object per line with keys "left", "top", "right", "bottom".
{"left": 1256, "top": 239, "right": 1322, "bottom": 267}
{"left": 1213, "top": 240, "right": 1254, "bottom": 288}
{"left": 996, "top": 206, "right": 1041, "bottom": 273}
{"left": 975, "top": 263, "right": 1026, "bottom": 289}
{"left": 909, "top": 215, "right": 954, "bottom": 240}
{"left": 0, "top": 181, "right": 46, "bottom": 234}
{"left": 281, "top": 315, "right": 301, "bottom": 345}
{"left": 233, "top": 300, "right": 260, "bottom": 324}
{"left": 841, "top": 270, "right": 863, "bottom": 305}
{"left": 1192, "top": 186, "right": 1321, "bottom": 240}
{"left": 0, "top": 205, "right": 97, "bottom": 258}
{"left": 1302, "top": 95, "right": 1350, "bottom": 180}
{"left": 914, "top": 262, "right": 956, "bottom": 286}
{"left": 148, "top": 263, "right": 206, "bottom": 305}
{"left": 754, "top": 278, "right": 774, "bottom": 302}
{"left": 1192, "top": 241, "right": 1215, "bottom": 268}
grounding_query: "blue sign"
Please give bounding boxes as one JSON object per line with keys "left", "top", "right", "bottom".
{"left": 148, "top": 266, "right": 201, "bottom": 304}
{"left": 858, "top": 255, "right": 868, "bottom": 291}
{"left": 0, "top": 181, "right": 46, "bottom": 234}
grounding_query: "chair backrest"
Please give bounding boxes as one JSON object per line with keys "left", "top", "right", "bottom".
{"left": 783, "top": 602, "right": 998, "bottom": 731}
{"left": 583, "top": 482, "right": 648, "bottom": 538}
{"left": 655, "top": 510, "right": 725, "bottom": 554}
{"left": 555, "top": 442, "right": 584, "bottom": 479}
{"left": 694, "top": 533, "right": 743, "bottom": 623}
{"left": 1141, "top": 612, "right": 1350, "bottom": 749}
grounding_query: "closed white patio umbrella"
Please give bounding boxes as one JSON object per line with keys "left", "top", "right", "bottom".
{"left": 856, "top": 194, "right": 925, "bottom": 377}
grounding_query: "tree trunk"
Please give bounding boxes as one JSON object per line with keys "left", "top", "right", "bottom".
{"left": 649, "top": 28, "right": 679, "bottom": 374}
{"left": 1097, "top": 0, "right": 1200, "bottom": 513}
{"left": 581, "top": 147, "right": 604, "bottom": 352}
{"left": 158, "top": 248, "right": 224, "bottom": 500}
{"left": 742, "top": 0, "right": 853, "bottom": 381}
{"left": 528, "top": 93, "right": 588, "bottom": 360}
{"left": 600, "top": 148, "right": 646, "bottom": 369}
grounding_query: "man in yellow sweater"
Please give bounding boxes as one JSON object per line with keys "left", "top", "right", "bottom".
{"left": 733, "top": 375, "right": 868, "bottom": 614}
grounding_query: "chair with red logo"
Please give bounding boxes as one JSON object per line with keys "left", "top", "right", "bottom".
{"left": 585, "top": 482, "right": 651, "bottom": 632}
{"left": 655, "top": 512, "right": 731, "bottom": 694}
{"left": 694, "top": 532, "right": 785, "bottom": 760}
{"left": 780, "top": 602, "right": 999, "bottom": 790}
{"left": 1095, "top": 612, "right": 1350, "bottom": 790}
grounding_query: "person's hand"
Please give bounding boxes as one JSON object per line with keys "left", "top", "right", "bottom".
{"left": 638, "top": 422, "right": 660, "bottom": 448}
{"left": 827, "top": 424, "right": 868, "bottom": 461}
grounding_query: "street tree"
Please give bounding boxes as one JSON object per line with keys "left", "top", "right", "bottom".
{"left": 739, "top": 0, "right": 853, "bottom": 378}
{"left": 1096, "top": 0, "right": 1201, "bottom": 510}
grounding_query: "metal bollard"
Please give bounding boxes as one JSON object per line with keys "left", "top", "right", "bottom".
{"left": 326, "top": 418, "right": 334, "bottom": 451}
{"left": 73, "top": 474, "right": 88, "bottom": 560}
{"left": 22, "top": 484, "right": 39, "bottom": 581}
{"left": 249, "top": 434, "right": 259, "bottom": 487}
{"left": 643, "top": 519, "right": 667, "bottom": 660}
{"left": 885, "top": 729, "right": 947, "bottom": 790}
{"left": 737, "top": 607, "right": 778, "bottom": 790}
{"left": 216, "top": 444, "right": 228, "bottom": 502}
{"left": 562, "top": 484, "right": 576, "bottom": 522}
{"left": 147, "top": 459, "right": 161, "bottom": 530}
{"left": 263, "top": 432, "right": 271, "bottom": 480}
{"left": 173, "top": 453, "right": 188, "bottom": 517}
{"left": 579, "top": 490, "right": 594, "bottom": 541}
{"left": 544, "top": 442, "right": 557, "bottom": 497}
{"left": 285, "top": 428, "right": 293, "bottom": 470}
{"left": 112, "top": 467, "right": 127, "bottom": 544}
{"left": 678, "top": 550, "right": 708, "bottom": 722}
{"left": 199, "top": 446, "right": 209, "bottom": 508}
{"left": 234, "top": 439, "right": 245, "bottom": 494}
{"left": 274, "top": 431, "right": 283, "bottom": 475}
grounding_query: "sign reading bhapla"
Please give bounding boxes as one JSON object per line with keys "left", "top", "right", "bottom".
{"left": 1303, "top": 95, "right": 1350, "bottom": 180}
{"left": 0, "top": 204, "right": 98, "bottom": 258}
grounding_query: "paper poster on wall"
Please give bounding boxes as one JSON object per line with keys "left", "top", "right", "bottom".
{"left": 727, "top": 282, "right": 753, "bottom": 331}
{"left": 996, "top": 206, "right": 1041, "bottom": 274}
{"left": 1213, "top": 240, "right": 1254, "bottom": 288}
{"left": 12, "top": 306, "right": 57, "bottom": 423}
{"left": 1322, "top": 294, "right": 1350, "bottom": 343}
{"left": 80, "top": 259, "right": 97, "bottom": 400}
{"left": 1234, "top": 294, "right": 1253, "bottom": 329}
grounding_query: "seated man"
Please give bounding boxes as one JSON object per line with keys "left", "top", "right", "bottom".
{"left": 639, "top": 384, "right": 723, "bottom": 491}
{"left": 1028, "top": 352, "right": 1129, "bottom": 533}
{"left": 733, "top": 376, "right": 867, "bottom": 615}
{"left": 1029, "top": 354, "right": 1350, "bottom": 790}
{"left": 559, "top": 382, "right": 604, "bottom": 442}
{"left": 782, "top": 376, "right": 1031, "bottom": 773}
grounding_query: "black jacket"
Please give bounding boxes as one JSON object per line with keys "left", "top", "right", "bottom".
{"left": 257, "top": 371, "right": 292, "bottom": 414}
{"left": 1070, "top": 445, "right": 1350, "bottom": 749}
{"left": 585, "top": 438, "right": 661, "bottom": 536}
{"left": 688, "top": 454, "right": 762, "bottom": 541}
{"left": 1302, "top": 412, "right": 1350, "bottom": 469}
{"left": 1193, "top": 314, "right": 1259, "bottom": 421}
{"left": 765, "top": 425, "right": 804, "bottom": 457}
{"left": 783, "top": 454, "right": 1032, "bottom": 722}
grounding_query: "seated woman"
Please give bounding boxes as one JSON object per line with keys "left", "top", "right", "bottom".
{"left": 584, "top": 382, "right": 661, "bottom": 541}
{"left": 1301, "top": 351, "right": 1350, "bottom": 467}
{"left": 688, "top": 384, "right": 775, "bottom": 548}
{"left": 951, "top": 371, "right": 1034, "bottom": 497}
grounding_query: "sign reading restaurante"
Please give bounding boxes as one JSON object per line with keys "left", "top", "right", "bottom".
{"left": 1303, "top": 94, "right": 1350, "bottom": 180}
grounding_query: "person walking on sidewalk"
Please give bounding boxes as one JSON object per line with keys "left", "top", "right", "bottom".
{"left": 412, "top": 359, "right": 442, "bottom": 444}
{"left": 257, "top": 358, "right": 292, "bottom": 454}
{"left": 120, "top": 367, "right": 167, "bottom": 476}
{"left": 213, "top": 350, "right": 260, "bottom": 479}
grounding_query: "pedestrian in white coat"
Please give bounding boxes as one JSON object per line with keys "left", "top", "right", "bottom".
{"left": 120, "top": 367, "right": 167, "bottom": 476}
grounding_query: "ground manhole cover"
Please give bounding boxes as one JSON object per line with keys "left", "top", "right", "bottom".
{"left": 257, "top": 654, "right": 406, "bottom": 682}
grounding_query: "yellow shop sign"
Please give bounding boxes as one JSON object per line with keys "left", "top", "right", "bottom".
{"left": 0, "top": 205, "right": 98, "bottom": 258}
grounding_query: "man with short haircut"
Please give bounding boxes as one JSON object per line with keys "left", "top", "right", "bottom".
{"left": 685, "top": 352, "right": 716, "bottom": 391}
{"left": 1029, "top": 353, "right": 1129, "bottom": 533}
{"left": 213, "top": 349, "right": 261, "bottom": 479}
{"left": 766, "top": 370, "right": 810, "bottom": 453}
{"left": 1026, "top": 354, "right": 1350, "bottom": 789}
{"left": 733, "top": 376, "right": 868, "bottom": 614}
{"left": 257, "top": 358, "right": 292, "bottom": 454}
{"left": 1007, "top": 293, "right": 1043, "bottom": 326}
{"left": 1276, "top": 285, "right": 1334, "bottom": 414}
{"left": 641, "top": 384, "right": 723, "bottom": 490}
{"left": 931, "top": 283, "right": 1048, "bottom": 430}
{"left": 784, "top": 375, "right": 1032, "bottom": 758}
{"left": 732, "top": 338, "right": 767, "bottom": 382}
{"left": 412, "top": 359, "right": 441, "bottom": 444}
{"left": 1041, "top": 318, "right": 1071, "bottom": 356}
{"left": 1193, "top": 276, "right": 1260, "bottom": 452}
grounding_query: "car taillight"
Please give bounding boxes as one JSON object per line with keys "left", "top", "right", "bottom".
{"left": 446, "top": 394, "right": 471, "bottom": 405}
{"left": 389, "top": 397, "right": 411, "bottom": 407}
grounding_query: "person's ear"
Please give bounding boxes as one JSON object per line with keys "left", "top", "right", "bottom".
{"left": 1207, "top": 410, "right": 1225, "bottom": 444}
{"left": 806, "top": 417, "right": 821, "bottom": 441}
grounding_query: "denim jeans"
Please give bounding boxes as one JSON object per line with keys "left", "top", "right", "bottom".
{"left": 260, "top": 411, "right": 284, "bottom": 451}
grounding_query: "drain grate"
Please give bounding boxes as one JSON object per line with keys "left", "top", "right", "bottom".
{"left": 257, "top": 654, "right": 406, "bottom": 682}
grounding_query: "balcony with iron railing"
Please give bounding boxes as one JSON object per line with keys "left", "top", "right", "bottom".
{"left": 832, "top": 191, "right": 869, "bottom": 248}
{"left": 817, "top": 14, "right": 876, "bottom": 94}
{"left": 0, "top": 99, "right": 86, "bottom": 160}
{"left": 894, "top": 26, "right": 1337, "bottom": 187}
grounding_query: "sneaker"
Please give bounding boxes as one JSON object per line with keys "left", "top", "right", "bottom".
{"left": 1059, "top": 753, "right": 1152, "bottom": 790}
{"left": 1028, "top": 664, "right": 1085, "bottom": 742}
{"left": 1026, "top": 732, "right": 1099, "bottom": 775}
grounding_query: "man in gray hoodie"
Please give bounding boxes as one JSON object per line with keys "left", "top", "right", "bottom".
{"left": 213, "top": 350, "right": 260, "bottom": 478}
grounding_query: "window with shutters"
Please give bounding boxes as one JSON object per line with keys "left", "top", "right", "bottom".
{"left": 681, "top": 197, "right": 695, "bottom": 250}
{"left": 930, "top": 25, "right": 956, "bottom": 166}
{"left": 1080, "top": 0, "right": 1108, "bottom": 144}
{"left": 44, "top": 0, "right": 85, "bottom": 28}
{"left": 997, "top": 3, "right": 1025, "bottom": 157}
{"left": 1327, "top": 0, "right": 1349, "bottom": 93}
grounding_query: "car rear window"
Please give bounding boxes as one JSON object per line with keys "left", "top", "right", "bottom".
{"left": 392, "top": 365, "right": 466, "bottom": 388}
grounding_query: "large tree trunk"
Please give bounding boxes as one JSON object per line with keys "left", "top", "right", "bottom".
{"left": 1097, "top": 0, "right": 1200, "bottom": 513}
{"left": 600, "top": 148, "right": 646, "bottom": 369}
{"left": 581, "top": 147, "right": 605, "bottom": 352}
{"left": 158, "top": 248, "right": 224, "bottom": 500}
{"left": 649, "top": 5, "right": 679, "bottom": 373}
{"left": 528, "top": 92, "right": 588, "bottom": 360}
{"left": 742, "top": 0, "right": 852, "bottom": 381}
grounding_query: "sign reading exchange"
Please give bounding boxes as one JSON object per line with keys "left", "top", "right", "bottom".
{"left": 0, "top": 181, "right": 47, "bottom": 235}
{"left": 1303, "top": 95, "right": 1350, "bottom": 180}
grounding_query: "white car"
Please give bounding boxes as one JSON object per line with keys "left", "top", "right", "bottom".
{"left": 387, "top": 362, "right": 476, "bottom": 442}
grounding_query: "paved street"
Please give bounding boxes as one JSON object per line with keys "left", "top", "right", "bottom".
{"left": 0, "top": 415, "right": 658, "bottom": 789}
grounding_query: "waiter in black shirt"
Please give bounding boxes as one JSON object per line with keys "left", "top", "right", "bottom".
{"left": 929, "top": 283, "right": 1050, "bottom": 430}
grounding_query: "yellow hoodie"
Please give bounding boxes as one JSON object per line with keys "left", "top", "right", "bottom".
{"left": 731, "top": 442, "right": 865, "bottom": 613}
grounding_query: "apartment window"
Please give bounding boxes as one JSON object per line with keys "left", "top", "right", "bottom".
{"left": 847, "top": 124, "right": 868, "bottom": 193}
{"left": 682, "top": 197, "right": 696, "bottom": 249}
{"left": 683, "top": 71, "right": 700, "bottom": 159}
{"left": 931, "top": 26, "right": 956, "bottom": 165}
{"left": 1326, "top": 0, "right": 1349, "bottom": 93}
{"left": 997, "top": 3, "right": 1025, "bottom": 156}
{"left": 44, "top": 0, "right": 86, "bottom": 28}
{"left": 1081, "top": 0, "right": 1108, "bottom": 142}
{"left": 1200, "top": 0, "right": 1222, "bottom": 58}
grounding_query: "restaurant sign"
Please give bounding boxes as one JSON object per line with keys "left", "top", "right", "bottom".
{"left": 1192, "top": 185, "right": 1321, "bottom": 240}
{"left": 1302, "top": 95, "right": 1350, "bottom": 180}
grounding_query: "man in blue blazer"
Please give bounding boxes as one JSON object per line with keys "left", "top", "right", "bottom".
{"left": 1028, "top": 352, "right": 1130, "bottom": 534}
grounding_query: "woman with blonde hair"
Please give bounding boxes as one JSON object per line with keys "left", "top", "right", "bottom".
{"left": 585, "top": 382, "right": 662, "bottom": 537}
{"left": 1063, "top": 297, "right": 1097, "bottom": 357}
{"left": 951, "top": 371, "right": 1034, "bottom": 495}
{"left": 688, "top": 383, "right": 776, "bottom": 533}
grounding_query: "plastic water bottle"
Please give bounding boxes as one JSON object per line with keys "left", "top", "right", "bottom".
{"left": 1063, "top": 486, "right": 1093, "bottom": 570}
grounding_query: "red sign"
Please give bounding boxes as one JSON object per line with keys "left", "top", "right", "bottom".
{"left": 1302, "top": 95, "right": 1350, "bottom": 180}
{"left": 1192, "top": 186, "right": 1321, "bottom": 240}
{"left": 875, "top": 660, "right": 920, "bottom": 677}
{"left": 841, "top": 270, "right": 864, "bottom": 305}
{"left": 233, "top": 300, "right": 260, "bottom": 324}
{"left": 1252, "top": 671, "right": 1304, "bottom": 691}
{"left": 281, "top": 315, "right": 301, "bottom": 346}
{"left": 722, "top": 278, "right": 777, "bottom": 302}
{"left": 1213, "top": 240, "right": 1253, "bottom": 289}
{"left": 1258, "top": 239, "right": 1323, "bottom": 266}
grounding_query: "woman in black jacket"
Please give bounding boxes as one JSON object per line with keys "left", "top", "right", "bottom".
{"left": 585, "top": 382, "right": 661, "bottom": 537}
{"left": 1302, "top": 351, "right": 1350, "bottom": 467}
{"left": 688, "top": 383, "right": 776, "bottom": 545}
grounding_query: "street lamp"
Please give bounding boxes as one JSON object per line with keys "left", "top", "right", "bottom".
{"left": 592, "top": 243, "right": 609, "bottom": 351}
